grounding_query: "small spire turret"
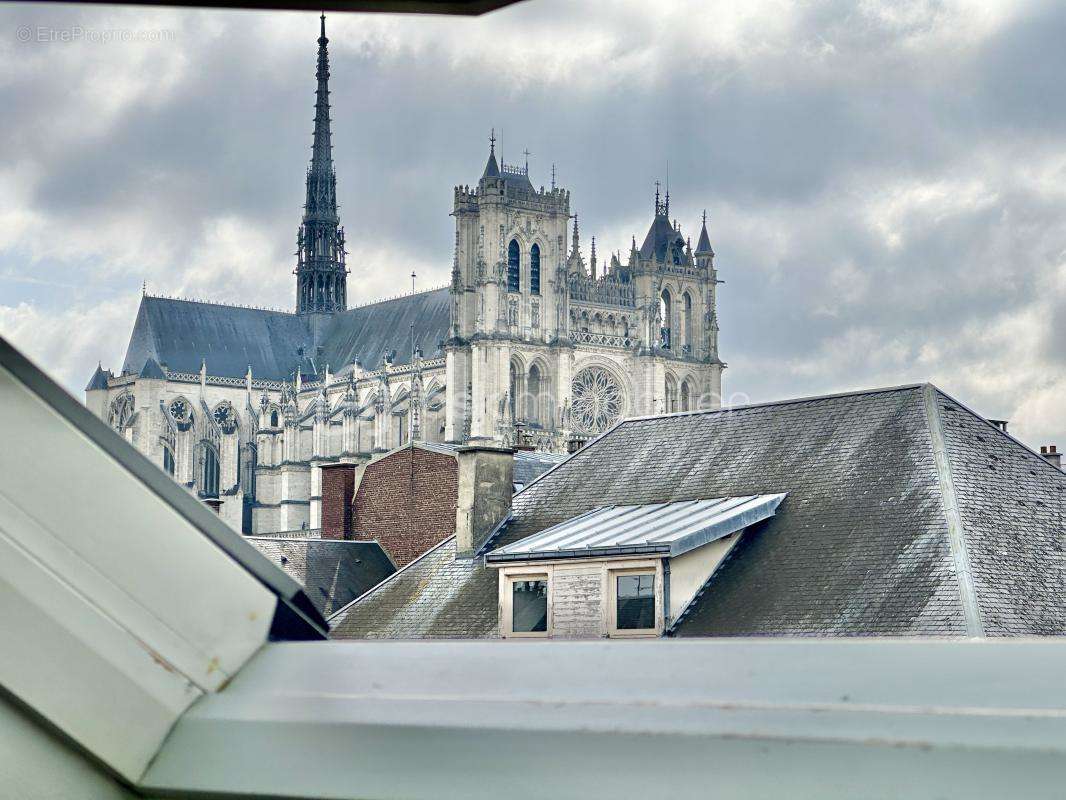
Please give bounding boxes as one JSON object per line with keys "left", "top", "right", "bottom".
{"left": 481, "top": 128, "right": 500, "bottom": 179}
{"left": 695, "top": 209, "right": 714, "bottom": 258}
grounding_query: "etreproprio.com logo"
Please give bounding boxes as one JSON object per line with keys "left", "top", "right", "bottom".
{"left": 17, "top": 25, "right": 175, "bottom": 43}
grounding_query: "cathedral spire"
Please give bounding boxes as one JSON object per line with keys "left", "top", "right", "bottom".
{"left": 296, "top": 14, "right": 347, "bottom": 314}
{"left": 590, "top": 236, "right": 597, "bottom": 279}
{"left": 310, "top": 13, "right": 333, "bottom": 180}
{"left": 482, "top": 128, "right": 500, "bottom": 179}
{"left": 695, "top": 209, "right": 714, "bottom": 256}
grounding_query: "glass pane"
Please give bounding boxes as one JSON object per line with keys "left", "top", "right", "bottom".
{"left": 616, "top": 573, "right": 655, "bottom": 630}
{"left": 512, "top": 579, "right": 547, "bottom": 633}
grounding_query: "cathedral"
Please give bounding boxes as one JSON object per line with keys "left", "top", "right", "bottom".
{"left": 84, "top": 16, "right": 725, "bottom": 533}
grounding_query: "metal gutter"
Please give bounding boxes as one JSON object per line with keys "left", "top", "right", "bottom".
{"left": 486, "top": 543, "right": 672, "bottom": 562}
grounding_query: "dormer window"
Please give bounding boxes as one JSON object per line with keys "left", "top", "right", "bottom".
{"left": 611, "top": 570, "right": 656, "bottom": 635}
{"left": 505, "top": 574, "right": 549, "bottom": 636}
{"left": 488, "top": 495, "right": 787, "bottom": 640}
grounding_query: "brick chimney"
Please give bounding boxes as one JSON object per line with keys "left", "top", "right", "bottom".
{"left": 320, "top": 462, "right": 359, "bottom": 539}
{"left": 455, "top": 445, "right": 514, "bottom": 558}
{"left": 1040, "top": 445, "right": 1062, "bottom": 470}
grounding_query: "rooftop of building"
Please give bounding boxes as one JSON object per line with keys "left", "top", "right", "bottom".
{"left": 245, "top": 536, "right": 396, "bottom": 618}
{"left": 113, "top": 287, "right": 451, "bottom": 384}
{"left": 329, "top": 382, "right": 1066, "bottom": 640}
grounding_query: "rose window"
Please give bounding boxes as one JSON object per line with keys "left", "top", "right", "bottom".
{"left": 570, "top": 367, "right": 623, "bottom": 434}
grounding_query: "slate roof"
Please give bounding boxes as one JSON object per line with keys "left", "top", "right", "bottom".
{"left": 119, "top": 288, "right": 451, "bottom": 381}
{"left": 121, "top": 296, "right": 314, "bottom": 380}
{"left": 329, "top": 383, "right": 1066, "bottom": 640}
{"left": 246, "top": 537, "right": 395, "bottom": 618}
{"left": 512, "top": 450, "right": 567, "bottom": 487}
{"left": 319, "top": 287, "right": 451, "bottom": 371}
{"left": 639, "top": 213, "right": 684, "bottom": 261}
{"left": 695, "top": 220, "right": 713, "bottom": 255}
{"left": 138, "top": 357, "right": 167, "bottom": 380}
{"left": 328, "top": 537, "right": 499, "bottom": 639}
{"left": 85, "top": 364, "right": 111, "bottom": 391}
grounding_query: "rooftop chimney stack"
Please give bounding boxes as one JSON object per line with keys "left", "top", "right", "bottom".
{"left": 455, "top": 445, "right": 514, "bottom": 558}
{"left": 1040, "top": 445, "right": 1062, "bottom": 470}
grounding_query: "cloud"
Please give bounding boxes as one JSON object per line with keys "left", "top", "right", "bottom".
{"left": 1, "top": 0, "right": 1065, "bottom": 452}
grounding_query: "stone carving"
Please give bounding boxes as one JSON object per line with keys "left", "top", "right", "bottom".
{"left": 570, "top": 367, "right": 623, "bottom": 434}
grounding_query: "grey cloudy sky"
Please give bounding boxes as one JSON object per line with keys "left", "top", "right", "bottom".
{"left": 2, "top": 0, "right": 1066, "bottom": 449}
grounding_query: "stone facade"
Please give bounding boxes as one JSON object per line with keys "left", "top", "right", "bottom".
{"left": 82, "top": 20, "right": 726, "bottom": 533}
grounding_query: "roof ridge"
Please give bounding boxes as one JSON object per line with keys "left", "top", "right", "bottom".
{"left": 618, "top": 382, "right": 928, "bottom": 427}
{"left": 326, "top": 535, "right": 457, "bottom": 624}
{"left": 342, "top": 284, "right": 450, "bottom": 313}
{"left": 922, "top": 384, "right": 984, "bottom": 637}
{"left": 244, "top": 536, "right": 385, "bottom": 545}
{"left": 144, "top": 293, "right": 295, "bottom": 316}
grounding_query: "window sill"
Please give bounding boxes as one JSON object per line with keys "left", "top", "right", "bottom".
{"left": 141, "top": 639, "right": 1066, "bottom": 800}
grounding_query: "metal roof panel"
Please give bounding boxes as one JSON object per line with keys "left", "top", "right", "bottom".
{"left": 486, "top": 494, "right": 786, "bottom": 562}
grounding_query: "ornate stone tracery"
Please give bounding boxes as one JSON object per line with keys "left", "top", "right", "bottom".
{"left": 109, "top": 392, "right": 136, "bottom": 431}
{"left": 570, "top": 367, "right": 623, "bottom": 435}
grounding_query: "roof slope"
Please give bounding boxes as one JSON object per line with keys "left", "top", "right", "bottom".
{"left": 319, "top": 287, "right": 451, "bottom": 371}
{"left": 119, "top": 288, "right": 451, "bottom": 381}
{"left": 329, "top": 538, "right": 499, "bottom": 639}
{"left": 330, "top": 383, "right": 1066, "bottom": 640}
{"left": 934, "top": 394, "right": 1066, "bottom": 635}
{"left": 246, "top": 538, "right": 395, "bottom": 618}
{"left": 121, "top": 296, "right": 313, "bottom": 380}
{"left": 487, "top": 495, "right": 786, "bottom": 561}
{"left": 513, "top": 450, "right": 567, "bottom": 486}
{"left": 639, "top": 213, "right": 683, "bottom": 261}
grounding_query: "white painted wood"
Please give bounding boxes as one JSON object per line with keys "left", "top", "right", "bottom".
{"left": 0, "top": 691, "right": 143, "bottom": 800}
{"left": 142, "top": 639, "right": 1066, "bottom": 800}
{"left": 0, "top": 528, "right": 201, "bottom": 781}
{"left": 0, "top": 364, "right": 275, "bottom": 688}
{"left": 0, "top": 362, "right": 278, "bottom": 780}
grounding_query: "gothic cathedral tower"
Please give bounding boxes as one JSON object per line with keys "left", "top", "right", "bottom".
{"left": 295, "top": 14, "right": 348, "bottom": 314}
{"left": 446, "top": 134, "right": 571, "bottom": 442}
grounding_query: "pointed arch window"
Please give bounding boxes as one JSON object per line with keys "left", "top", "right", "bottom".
{"left": 659, "top": 289, "right": 672, "bottom": 350}
{"left": 530, "top": 244, "right": 541, "bottom": 295}
{"left": 527, "top": 364, "right": 541, "bottom": 425}
{"left": 680, "top": 380, "right": 692, "bottom": 412}
{"left": 200, "top": 444, "right": 220, "bottom": 499}
{"left": 163, "top": 445, "right": 175, "bottom": 477}
{"left": 270, "top": 409, "right": 279, "bottom": 428}
{"left": 509, "top": 360, "right": 520, "bottom": 421}
{"left": 507, "top": 239, "right": 521, "bottom": 293}
{"left": 682, "top": 292, "right": 693, "bottom": 354}
{"left": 665, "top": 375, "right": 678, "bottom": 414}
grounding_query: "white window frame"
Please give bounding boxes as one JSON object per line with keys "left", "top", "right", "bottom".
{"left": 606, "top": 563, "right": 664, "bottom": 638}
{"left": 499, "top": 569, "right": 552, "bottom": 638}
